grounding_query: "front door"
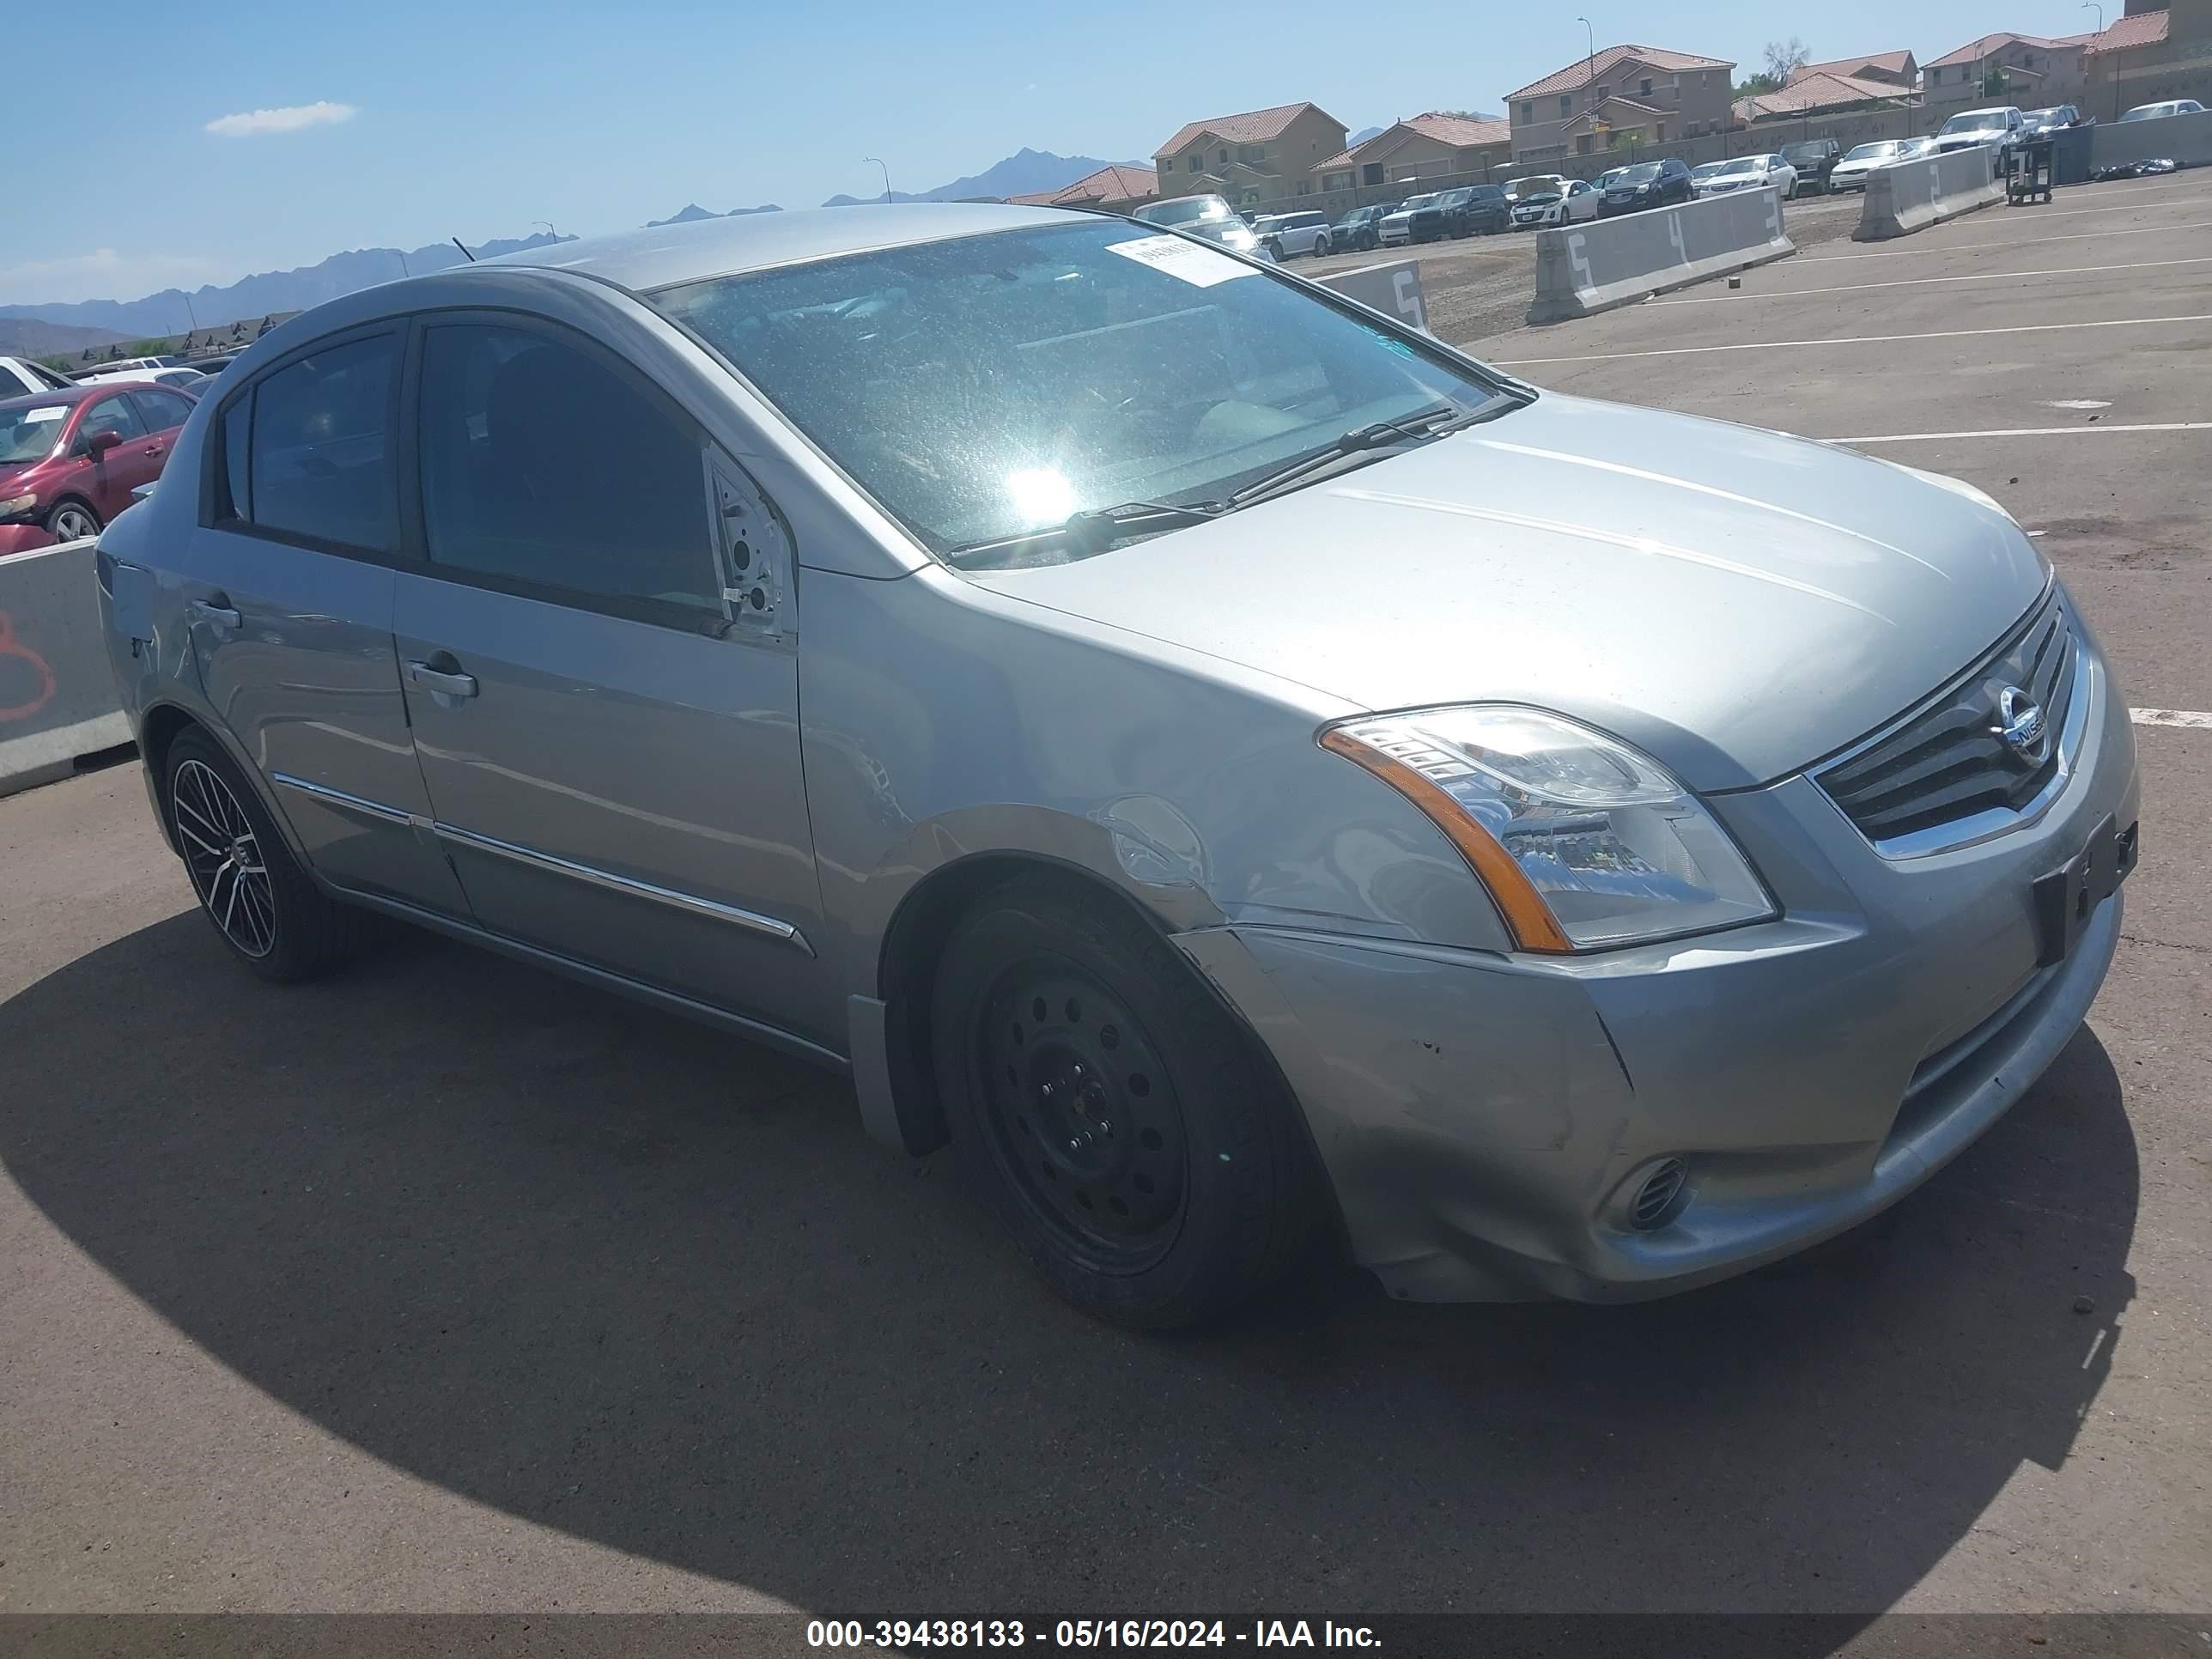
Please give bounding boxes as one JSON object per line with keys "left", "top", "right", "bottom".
{"left": 391, "top": 316, "right": 830, "bottom": 1047}
{"left": 188, "top": 327, "right": 469, "bottom": 915}
{"left": 75, "top": 393, "right": 160, "bottom": 521}
{"left": 125, "top": 385, "right": 198, "bottom": 485}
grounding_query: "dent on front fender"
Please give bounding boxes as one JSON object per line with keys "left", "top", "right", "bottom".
{"left": 798, "top": 563, "right": 1518, "bottom": 1003}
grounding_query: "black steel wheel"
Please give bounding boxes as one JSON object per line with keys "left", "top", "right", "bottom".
{"left": 976, "top": 963, "right": 1188, "bottom": 1272}
{"left": 931, "top": 874, "right": 1320, "bottom": 1328}
{"left": 162, "top": 725, "right": 370, "bottom": 982}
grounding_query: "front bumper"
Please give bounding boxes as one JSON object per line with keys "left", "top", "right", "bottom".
{"left": 1177, "top": 617, "right": 2140, "bottom": 1303}
{"left": 0, "top": 522, "right": 57, "bottom": 556}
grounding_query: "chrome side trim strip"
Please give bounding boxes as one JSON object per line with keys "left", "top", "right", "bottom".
{"left": 270, "top": 772, "right": 425, "bottom": 829}
{"left": 433, "top": 822, "right": 815, "bottom": 956}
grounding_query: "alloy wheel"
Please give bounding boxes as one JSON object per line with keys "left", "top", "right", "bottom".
{"left": 172, "top": 758, "right": 278, "bottom": 958}
{"left": 50, "top": 505, "right": 98, "bottom": 542}
{"left": 975, "top": 962, "right": 1188, "bottom": 1271}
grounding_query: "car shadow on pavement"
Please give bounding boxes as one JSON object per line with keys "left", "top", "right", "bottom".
{"left": 0, "top": 909, "right": 2138, "bottom": 1624}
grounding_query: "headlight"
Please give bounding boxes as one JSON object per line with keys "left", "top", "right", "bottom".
{"left": 1321, "top": 706, "right": 1776, "bottom": 952}
{"left": 1222, "top": 226, "right": 1256, "bottom": 249}
{"left": 0, "top": 491, "right": 37, "bottom": 521}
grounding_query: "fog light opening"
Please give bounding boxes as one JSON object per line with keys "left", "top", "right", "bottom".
{"left": 1629, "top": 1158, "right": 1690, "bottom": 1231}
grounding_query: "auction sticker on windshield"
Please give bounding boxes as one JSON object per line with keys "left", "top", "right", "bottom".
{"left": 1106, "top": 235, "right": 1256, "bottom": 287}
{"left": 21, "top": 407, "right": 67, "bottom": 423}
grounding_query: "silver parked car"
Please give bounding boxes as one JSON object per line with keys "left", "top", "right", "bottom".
{"left": 1127, "top": 191, "right": 1270, "bottom": 258}
{"left": 1251, "top": 210, "right": 1333, "bottom": 259}
{"left": 95, "top": 204, "right": 2140, "bottom": 1328}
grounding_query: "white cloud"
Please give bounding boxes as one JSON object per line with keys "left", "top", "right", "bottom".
{"left": 205, "top": 100, "right": 357, "bottom": 137}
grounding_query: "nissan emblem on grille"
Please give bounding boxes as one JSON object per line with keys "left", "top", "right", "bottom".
{"left": 1995, "top": 685, "right": 2050, "bottom": 767}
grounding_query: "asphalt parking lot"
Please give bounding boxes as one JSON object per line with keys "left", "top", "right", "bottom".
{"left": 3, "top": 176, "right": 2209, "bottom": 1628}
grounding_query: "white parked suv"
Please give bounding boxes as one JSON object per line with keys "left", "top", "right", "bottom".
{"left": 1251, "top": 211, "right": 1334, "bottom": 259}
{"left": 1936, "top": 106, "right": 2025, "bottom": 157}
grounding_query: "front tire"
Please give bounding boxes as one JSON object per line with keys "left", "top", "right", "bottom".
{"left": 164, "top": 726, "right": 368, "bottom": 983}
{"left": 930, "top": 877, "right": 1317, "bottom": 1329}
{"left": 1313, "top": 234, "right": 1331, "bottom": 258}
{"left": 44, "top": 499, "right": 100, "bottom": 543}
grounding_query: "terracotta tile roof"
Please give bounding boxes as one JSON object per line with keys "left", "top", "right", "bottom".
{"left": 1153, "top": 101, "right": 1334, "bottom": 159}
{"left": 1924, "top": 32, "right": 2086, "bottom": 69}
{"left": 1735, "top": 72, "right": 1914, "bottom": 120}
{"left": 1790, "top": 50, "right": 1915, "bottom": 83}
{"left": 1007, "top": 165, "right": 1162, "bottom": 207}
{"left": 2083, "top": 11, "right": 2169, "bottom": 52}
{"left": 1402, "top": 112, "right": 1511, "bottom": 149}
{"left": 1559, "top": 95, "right": 1669, "bottom": 131}
{"left": 1507, "top": 44, "right": 1733, "bottom": 102}
{"left": 1315, "top": 112, "right": 1508, "bottom": 173}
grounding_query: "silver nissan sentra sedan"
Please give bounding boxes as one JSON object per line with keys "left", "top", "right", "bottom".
{"left": 95, "top": 204, "right": 2139, "bottom": 1328}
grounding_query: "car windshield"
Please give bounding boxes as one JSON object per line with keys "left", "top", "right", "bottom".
{"left": 1941, "top": 111, "right": 2007, "bottom": 135}
{"left": 0, "top": 400, "right": 74, "bottom": 465}
{"left": 1713, "top": 158, "right": 1762, "bottom": 176}
{"left": 1398, "top": 193, "right": 1440, "bottom": 210}
{"left": 1782, "top": 144, "right": 1823, "bottom": 161}
{"left": 1135, "top": 196, "right": 1228, "bottom": 226}
{"left": 2119, "top": 104, "right": 2167, "bottom": 120}
{"left": 1613, "top": 163, "right": 1664, "bottom": 184}
{"left": 651, "top": 221, "right": 1520, "bottom": 565}
{"left": 1691, "top": 162, "right": 1726, "bottom": 179}
{"left": 1842, "top": 142, "right": 1901, "bottom": 162}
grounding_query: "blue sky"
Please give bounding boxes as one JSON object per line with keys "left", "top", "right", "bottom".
{"left": 6, "top": 0, "right": 2112, "bottom": 306}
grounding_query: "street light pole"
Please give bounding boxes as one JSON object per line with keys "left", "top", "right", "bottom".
{"left": 1577, "top": 15, "right": 1595, "bottom": 88}
{"left": 863, "top": 156, "right": 891, "bottom": 204}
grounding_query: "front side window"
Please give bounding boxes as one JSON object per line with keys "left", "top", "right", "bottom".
{"left": 652, "top": 220, "right": 1519, "bottom": 566}
{"left": 415, "top": 323, "right": 721, "bottom": 617}
{"left": 247, "top": 334, "right": 398, "bottom": 551}
{"left": 81, "top": 396, "right": 146, "bottom": 446}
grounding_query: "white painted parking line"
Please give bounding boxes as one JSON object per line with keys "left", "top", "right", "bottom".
{"left": 1652, "top": 254, "right": 2212, "bottom": 306}
{"left": 1797, "top": 220, "right": 2212, "bottom": 263}
{"left": 1491, "top": 312, "right": 2212, "bottom": 366}
{"left": 1832, "top": 422, "right": 2212, "bottom": 444}
{"left": 2132, "top": 708, "right": 2212, "bottom": 729}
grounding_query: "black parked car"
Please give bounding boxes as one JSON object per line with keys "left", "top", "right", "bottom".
{"left": 1443, "top": 184, "right": 1511, "bottom": 236}
{"left": 1330, "top": 204, "right": 1395, "bottom": 252}
{"left": 1597, "top": 157, "right": 1694, "bottom": 216}
{"left": 1779, "top": 137, "right": 1843, "bottom": 195}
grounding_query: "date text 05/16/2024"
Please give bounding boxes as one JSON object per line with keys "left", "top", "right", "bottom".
{"left": 806, "top": 1621, "right": 1381, "bottom": 1650}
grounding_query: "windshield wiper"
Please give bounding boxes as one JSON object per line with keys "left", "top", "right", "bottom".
{"left": 1224, "top": 398, "right": 1506, "bottom": 511}
{"left": 948, "top": 498, "right": 1223, "bottom": 564}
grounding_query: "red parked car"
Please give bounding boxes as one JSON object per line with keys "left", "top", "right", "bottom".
{"left": 0, "top": 380, "right": 199, "bottom": 554}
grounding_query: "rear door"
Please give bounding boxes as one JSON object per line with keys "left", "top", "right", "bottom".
{"left": 126, "top": 386, "right": 196, "bottom": 484}
{"left": 390, "top": 313, "right": 831, "bottom": 1045}
{"left": 190, "top": 328, "right": 469, "bottom": 914}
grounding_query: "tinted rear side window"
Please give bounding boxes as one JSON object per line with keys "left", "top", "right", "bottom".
{"left": 247, "top": 334, "right": 398, "bottom": 551}
{"left": 133, "top": 388, "right": 195, "bottom": 431}
{"left": 415, "top": 322, "right": 720, "bottom": 617}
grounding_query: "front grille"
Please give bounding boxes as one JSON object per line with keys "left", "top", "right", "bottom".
{"left": 1817, "top": 592, "right": 2076, "bottom": 845}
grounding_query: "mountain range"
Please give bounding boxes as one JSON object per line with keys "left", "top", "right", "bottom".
{"left": 0, "top": 234, "right": 574, "bottom": 342}
{"left": 821, "top": 148, "right": 1138, "bottom": 207}
{"left": 644, "top": 203, "right": 783, "bottom": 227}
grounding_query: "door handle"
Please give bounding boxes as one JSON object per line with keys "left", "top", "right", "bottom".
{"left": 190, "top": 599, "right": 241, "bottom": 629}
{"left": 405, "top": 659, "right": 478, "bottom": 698}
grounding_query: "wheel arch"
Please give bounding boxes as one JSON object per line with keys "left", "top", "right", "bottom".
{"left": 137, "top": 700, "right": 312, "bottom": 869}
{"left": 871, "top": 850, "right": 1194, "bottom": 1157}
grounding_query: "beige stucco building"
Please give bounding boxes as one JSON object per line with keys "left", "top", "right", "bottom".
{"left": 1505, "top": 44, "right": 1735, "bottom": 162}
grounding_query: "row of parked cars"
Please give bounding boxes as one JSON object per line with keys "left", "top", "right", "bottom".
{"left": 0, "top": 349, "right": 233, "bottom": 551}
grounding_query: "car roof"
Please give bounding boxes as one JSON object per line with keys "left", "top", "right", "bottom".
{"left": 483, "top": 202, "right": 1105, "bottom": 294}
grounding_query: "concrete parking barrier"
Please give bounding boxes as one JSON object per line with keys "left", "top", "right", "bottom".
{"left": 2087, "top": 108, "right": 2212, "bottom": 173}
{"left": 1525, "top": 188, "right": 1793, "bottom": 325}
{"left": 1314, "top": 258, "right": 1430, "bottom": 334}
{"left": 1854, "top": 147, "right": 2002, "bottom": 240}
{"left": 0, "top": 538, "right": 131, "bottom": 799}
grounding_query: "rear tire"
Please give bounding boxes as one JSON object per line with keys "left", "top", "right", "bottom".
{"left": 930, "top": 876, "right": 1317, "bottom": 1329}
{"left": 163, "top": 726, "right": 369, "bottom": 983}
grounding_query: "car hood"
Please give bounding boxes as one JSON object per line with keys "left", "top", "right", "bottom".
{"left": 969, "top": 394, "right": 2048, "bottom": 791}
